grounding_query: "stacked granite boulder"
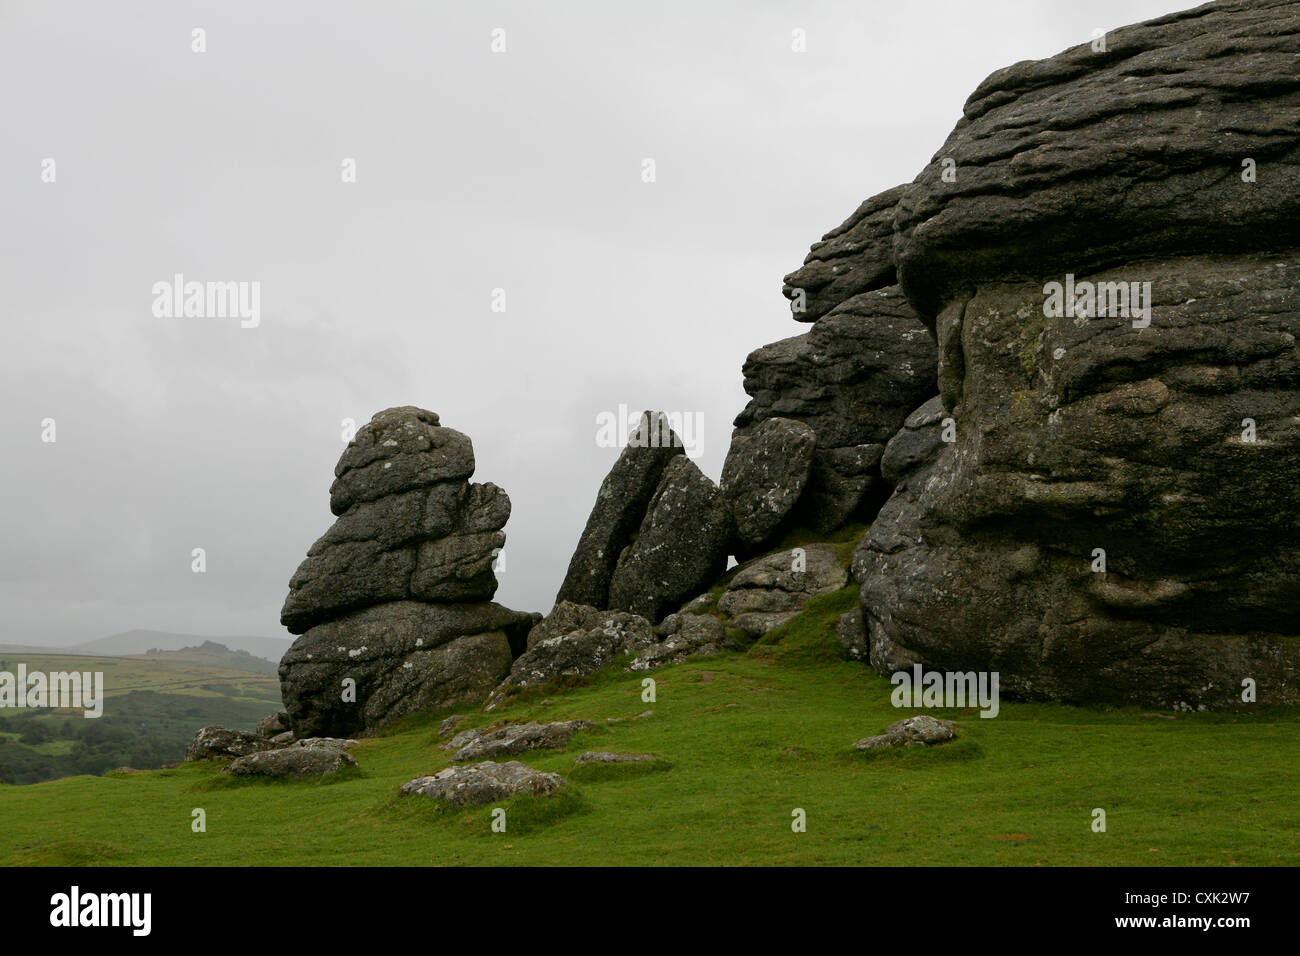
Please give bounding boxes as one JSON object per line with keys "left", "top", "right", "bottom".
{"left": 853, "top": 0, "right": 1300, "bottom": 708}
{"left": 279, "top": 407, "right": 537, "bottom": 737}
{"left": 722, "top": 201, "right": 938, "bottom": 550}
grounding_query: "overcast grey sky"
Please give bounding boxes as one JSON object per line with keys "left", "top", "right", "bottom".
{"left": 1, "top": 0, "right": 1194, "bottom": 646}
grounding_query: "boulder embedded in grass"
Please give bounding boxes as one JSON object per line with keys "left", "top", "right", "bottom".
{"left": 185, "top": 725, "right": 276, "bottom": 761}
{"left": 854, "top": 715, "right": 955, "bottom": 751}
{"left": 223, "top": 740, "right": 358, "bottom": 779}
{"left": 574, "top": 751, "right": 656, "bottom": 765}
{"left": 452, "top": 720, "right": 594, "bottom": 762}
{"left": 401, "top": 761, "right": 566, "bottom": 808}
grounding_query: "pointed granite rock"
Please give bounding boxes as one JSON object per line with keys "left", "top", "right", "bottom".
{"left": 555, "top": 410, "right": 685, "bottom": 609}
{"left": 607, "top": 456, "right": 733, "bottom": 623}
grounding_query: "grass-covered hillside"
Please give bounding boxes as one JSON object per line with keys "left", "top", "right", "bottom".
{"left": 2, "top": 589, "right": 1296, "bottom": 866}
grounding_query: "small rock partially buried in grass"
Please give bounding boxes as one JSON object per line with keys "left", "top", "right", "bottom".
{"left": 573, "top": 751, "right": 656, "bottom": 765}
{"left": 401, "top": 760, "right": 566, "bottom": 808}
{"left": 186, "top": 725, "right": 277, "bottom": 761}
{"left": 438, "top": 714, "right": 467, "bottom": 738}
{"left": 452, "top": 720, "right": 594, "bottom": 762}
{"left": 222, "top": 738, "right": 359, "bottom": 778}
{"left": 854, "top": 715, "right": 955, "bottom": 751}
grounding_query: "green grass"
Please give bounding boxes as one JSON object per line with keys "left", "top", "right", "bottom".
{"left": 1, "top": 586, "right": 1296, "bottom": 866}
{"left": 567, "top": 755, "right": 673, "bottom": 783}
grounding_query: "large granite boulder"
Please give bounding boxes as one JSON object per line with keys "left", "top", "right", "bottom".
{"left": 607, "top": 456, "right": 733, "bottom": 623}
{"left": 857, "top": 256, "right": 1300, "bottom": 708}
{"left": 328, "top": 406, "right": 474, "bottom": 515}
{"left": 720, "top": 417, "right": 817, "bottom": 555}
{"left": 278, "top": 407, "right": 536, "bottom": 737}
{"left": 555, "top": 411, "right": 685, "bottom": 609}
{"left": 280, "top": 600, "right": 532, "bottom": 738}
{"left": 855, "top": 1, "right": 1300, "bottom": 709}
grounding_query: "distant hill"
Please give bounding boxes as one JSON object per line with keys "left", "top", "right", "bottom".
{"left": 73, "top": 630, "right": 292, "bottom": 664}
{"left": 126, "top": 641, "right": 280, "bottom": 676}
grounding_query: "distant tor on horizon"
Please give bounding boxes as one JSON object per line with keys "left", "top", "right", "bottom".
{"left": 70, "top": 629, "right": 291, "bottom": 664}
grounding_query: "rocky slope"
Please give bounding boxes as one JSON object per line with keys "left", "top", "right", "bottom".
{"left": 274, "top": 0, "right": 1300, "bottom": 727}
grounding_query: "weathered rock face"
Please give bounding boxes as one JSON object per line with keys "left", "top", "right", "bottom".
{"left": 279, "top": 408, "right": 535, "bottom": 737}
{"left": 732, "top": 286, "right": 937, "bottom": 533}
{"left": 879, "top": 396, "right": 946, "bottom": 487}
{"left": 893, "top": 0, "right": 1300, "bottom": 325}
{"left": 848, "top": 0, "right": 1300, "bottom": 709}
{"left": 782, "top": 185, "right": 904, "bottom": 323}
{"left": 720, "top": 417, "right": 816, "bottom": 556}
{"left": 555, "top": 411, "right": 685, "bottom": 609}
{"left": 857, "top": 255, "right": 1300, "bottom": 708}
{"left": 718, "top": 0, "right": 1300, "bottom": 711}
{"left": 607, "top": 456, "right": 733, "bottom": 623}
